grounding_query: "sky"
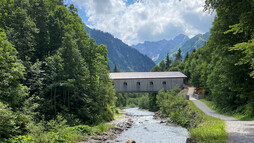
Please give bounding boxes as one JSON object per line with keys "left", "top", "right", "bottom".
{"left": 64, "top": 0, "right": 215, "bottom": 46}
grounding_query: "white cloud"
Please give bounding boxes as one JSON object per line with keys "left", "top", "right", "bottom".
{"left": 71, "top": 0, "right": 215, "bottom": 45}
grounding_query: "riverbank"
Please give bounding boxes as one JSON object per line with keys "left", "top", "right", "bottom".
{"left": 190, "top": 95, "right": 254, "bottom": 143}
{"left": 107, "top": 108, "right": 188, "bottom": 143}
{"left": 156, "top": 88, "right": 228, "bottom": 143}
{"left": 81, "top": 114, "right": 133, "bottom": 143}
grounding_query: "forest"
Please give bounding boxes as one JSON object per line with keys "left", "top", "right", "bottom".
{"left": 0, "top": 0, "right": 116, "bottom": 142}
{"left": 153, "top": 0, "right": 254, "bottom": 118}
{"left": 1, "top": 0, "right": 254, "bottom": 142}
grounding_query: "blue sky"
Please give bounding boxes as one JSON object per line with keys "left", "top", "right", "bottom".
{"left": 65, "top": 0, "right": 215, "bottom": 45}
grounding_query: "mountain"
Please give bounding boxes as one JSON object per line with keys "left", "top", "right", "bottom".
{"left": 133, "top": 32, "right": 210, "bottom": 64}
{"left": 167, "top": 32, "right": 210, "bottom": 60}
{"left": 132, "top": 34, "right": 189, "bottom": 64}
{"left": 85, "top": 26, "right": 155, "bottom": 72}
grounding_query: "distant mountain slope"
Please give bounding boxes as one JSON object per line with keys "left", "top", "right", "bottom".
{"left": 85, "top": 26, "right": 155, "bottom": 72}
{"left": 132, "top": 34, "right": 189, "bottom": 64}
{"left": 133, "top": 32, "right": 210, "bottom": 64}
{"left": 168, "top": 32, "right": 210, "bottom": 60}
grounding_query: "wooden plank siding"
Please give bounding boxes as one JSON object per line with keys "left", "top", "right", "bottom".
{"left": 110, "top": 72, "right": 186, "bottom": 93}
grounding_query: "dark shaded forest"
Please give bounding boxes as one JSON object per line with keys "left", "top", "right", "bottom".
{"left": 0, "top": 0, "right": 115, "bottom": 141}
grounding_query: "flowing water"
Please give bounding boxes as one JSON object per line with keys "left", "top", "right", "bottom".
{"left": 107, "top": 108, "right": 188, "bottom": 143}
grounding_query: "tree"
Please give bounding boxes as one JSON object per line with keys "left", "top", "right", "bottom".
{"left": 177, "top": 0, "right": 254, "bottom": 116}
{"left": 0, "top": 29, "right": 28, "bottom": 109}
{"left": 176, "top": 48, "right": 182, "bottom": 62}
{"left": 184, "top": 52, "right": 189, "bottom": 61}
{"left": 0, "top": 102, "right": 17, "bottom": 138}
{"left": 113, "top": 64, "right": 120, "bottom": 72}
{"left": 151, "top": 65, "right": 161, "bottom": 72}
{"left": 165, "top": 54, "right": 172, "bottom": 70}
{"left": 172, "top": 49, "right": 182, "bottom": 67}
{"left": 159, "top": 60, "right": 166, "bottom": 71}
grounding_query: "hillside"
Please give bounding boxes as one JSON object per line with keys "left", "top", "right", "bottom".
{"left": 85, "top": 26, "right": 155, "bottom": 72}
{"left": 132, "top": 34, "right": 189, "bottom": 64}
{"left": 168, "top": 32, "right": 210, "bottom": 60}
{"left": 133, "top": 32, "right": 210, "bottom": 64}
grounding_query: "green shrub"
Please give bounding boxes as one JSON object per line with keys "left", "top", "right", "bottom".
{"left": 156, "top": 87, "right": 199, "bottom": 127}
{"left": 156, "top": 88, "right": 228, "bottom": 142}
{"left": 93, "top": 123, "right": 115, "bottom": 134}
{"left": 8, "top": 116, "right": 84, "bottom": 143}
{"left": 0, "top": 102, "right": 17, "bottom": 139}
{"left": 69, "top": 125, "right": 93, "bottom": 135}
{"left": 138, "top": 96, "right": 149, "bottom": 109}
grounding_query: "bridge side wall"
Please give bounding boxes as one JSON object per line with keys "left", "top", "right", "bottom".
{"left": 113, "top": 78, "right": 184, "bottom": 93}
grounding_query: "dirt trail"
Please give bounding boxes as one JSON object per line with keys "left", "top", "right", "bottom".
{"left": 188, "top": 87, "right": 254, "bottom": 143}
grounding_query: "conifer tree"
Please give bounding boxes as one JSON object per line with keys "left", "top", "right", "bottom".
{"left": 165, "top": 54, "right": 171, "bottom": 70}
{"left": 113, "top": 64, "right": 120, "bottom": 72}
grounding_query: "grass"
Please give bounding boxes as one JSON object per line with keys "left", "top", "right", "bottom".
{"left": 156, "top": 89, "right": 228, "bottom": 143}
{"left": 188, "top": 101, "right": 228, "bottom": 143}
{"left": 200, "top": 99, "right": 254, "bottom": 121}
{"left": 92, "top": 123, "right": 115, "bottom": 134}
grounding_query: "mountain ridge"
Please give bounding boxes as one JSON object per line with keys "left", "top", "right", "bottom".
{"left": 85, "top": 26, "right": 155, "bottom": 72}
{"left": 132, "top": 34, "right": 190, "bottom": 64}
{"left": 133, "top": 32, "right": 210, "bottom": 64}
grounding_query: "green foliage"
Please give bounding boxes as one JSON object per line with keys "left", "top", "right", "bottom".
{"left": 151, "top": 65, "right": 162, "bottom": 72}
{"left": 159, "top": 0, "right": 254, "bottom": 118}
{"left": 200, "top": 99, "right": 254, "bottom": 121}
{"left": 8, "top": 116, "right": 115, "bottom": 143}
{"left": 0, "top": 0, "right": 116, "bottom": 141}
{"left": 188, "top": 102, "right": 227, "bottom": 143}
{"left": 159, "top": 60, "right": 166, "bottom": 71}
{"left": 92, "top": 123, "right": 115, "bottom": 135}
{"left": 0, "top": 102, "right": 17, "bottom": 139}
{"left": 9, "top": 116, "right": 83, "bottom": 143}
{"left": 148, "top": 93, "right": 159, "bottom": 112}
{"left": 156, "top": 89, "right": 227, "bottom": 142}
{"left": 138, "top": 96, "right": 149, "bottom": 109}
{"left": 115, "top": 93, "right": 152, "bottom": 110}
{"left": 229, "top": 39, "right": 254, "bottom": 78}
{"left": 156, "top": 88, "right": 197, "bottom": 127}
{"left": 0, "top": 29, "right": 28, "bottom": 109}
{"left": 165, "top": 54, "right": 172, "bottom": 70}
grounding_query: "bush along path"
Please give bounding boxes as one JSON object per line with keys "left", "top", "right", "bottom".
{"left": 156, "top": 88, "right": 227, "bottom": 143}
{"left": 188, "top": 87, "right": 254, "bottom": 143}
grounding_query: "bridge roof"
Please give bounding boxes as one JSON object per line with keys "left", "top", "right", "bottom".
{"left": 109, "top": 72, "right": 187, "bottom": 80}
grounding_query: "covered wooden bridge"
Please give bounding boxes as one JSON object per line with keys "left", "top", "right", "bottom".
{"left": 109, "top": 72, "right": 187, "bottom": 93}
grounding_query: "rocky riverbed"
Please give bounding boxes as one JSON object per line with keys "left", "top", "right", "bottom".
{"left": 82, "top": 108, "right": 189, "bottom": 143}
{"left": 107, "top": 108, "right": 188, "bottom": 143}
{"left": 81, "top": 115, "right": 133, "bottom": 143}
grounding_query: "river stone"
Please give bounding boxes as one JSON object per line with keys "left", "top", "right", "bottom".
{"left": 186, "top": 138, "right": 193, "bottom": 143}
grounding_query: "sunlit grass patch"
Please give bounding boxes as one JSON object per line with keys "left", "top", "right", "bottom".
{"left": 188, "top": 101, "right": 228, "bottom": 143}
{"left": 93, "top": 123, "right": 115, "bottom": 134}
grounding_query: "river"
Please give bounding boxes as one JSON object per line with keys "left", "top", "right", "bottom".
{"left": 106, "top": 107, "right": 189, "bottom": 143}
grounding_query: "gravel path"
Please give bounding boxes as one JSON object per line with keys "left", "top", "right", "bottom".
{"left": 188, "top": 87, "right": 254, "bottom": 143}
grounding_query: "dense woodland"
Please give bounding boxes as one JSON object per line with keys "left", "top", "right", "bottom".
{"left": 1, "top": 0, "right": 254, "bottom": 142}
{"left": 154, "top": 0, "right": 254, "bottom": 117}
{"left": 0, "top": 0, "right": 116, "bottom": 141}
